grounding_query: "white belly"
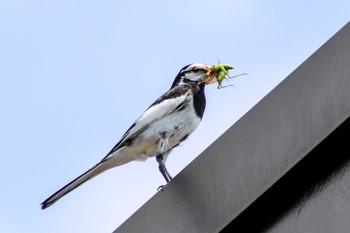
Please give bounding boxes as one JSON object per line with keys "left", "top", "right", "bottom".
{"left": 119, "top": 103, "right": 201, "bottom": 162}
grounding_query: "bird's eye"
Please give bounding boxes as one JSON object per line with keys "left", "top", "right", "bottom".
{"left": 192, "top": 67, "right": 202, "bottom": 73}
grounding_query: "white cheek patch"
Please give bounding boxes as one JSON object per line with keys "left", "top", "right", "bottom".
{"left": 184, "top": 72, "right": 206, "bottom": 82}
{"left": 182, "top": 63, "right": 209, "bottom": 82}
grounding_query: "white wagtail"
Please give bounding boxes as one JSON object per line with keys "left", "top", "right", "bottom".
{"left": 41, "top": 63, "right": 212, "bottom": 209}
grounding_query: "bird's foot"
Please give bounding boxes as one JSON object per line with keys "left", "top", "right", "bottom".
{"left": 157, "top": 185, "right": 165, "bottom": 192}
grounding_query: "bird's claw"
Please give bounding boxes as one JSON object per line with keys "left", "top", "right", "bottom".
{"left": 157, "top": 185, "right": 165, "bottom": 192}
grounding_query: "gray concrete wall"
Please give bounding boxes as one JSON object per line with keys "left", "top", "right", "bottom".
{"left": 114, "top": 22, "right": 350, "bottom": 233}
{"left": 220, "top": 116, "right": 350, "bottom": 232}
{"left": 266, "top": 160, "right": 350, "bottom": 233}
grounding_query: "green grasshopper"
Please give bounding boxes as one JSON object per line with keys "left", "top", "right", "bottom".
{"left": 210, "top": 63, "right": 246, "bottom": 89}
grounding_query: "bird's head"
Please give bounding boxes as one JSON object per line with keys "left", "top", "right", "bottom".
{"left": 171, "top": 63, "right": 211, "bottom": 89}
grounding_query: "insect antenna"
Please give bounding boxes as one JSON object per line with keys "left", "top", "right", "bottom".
{"left": 228, "top": 73, "right": 248, "bottom": 79}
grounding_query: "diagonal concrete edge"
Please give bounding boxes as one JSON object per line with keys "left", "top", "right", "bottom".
{"left": 114, "top": 22, "right": 350, "bottom": 233}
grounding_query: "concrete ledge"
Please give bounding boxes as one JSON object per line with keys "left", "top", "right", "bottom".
{"left": 221, "top": 117, "right": 350, "bottom": 232}
{"left": 114, "top": 22, "right": 350, "bottom": 233}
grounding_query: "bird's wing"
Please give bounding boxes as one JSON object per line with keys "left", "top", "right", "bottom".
{"left": 103, "top": 84, "right": 192, "bottom": 159}
{"left": 41, "top": 84, "right": 193, "bottom": 209}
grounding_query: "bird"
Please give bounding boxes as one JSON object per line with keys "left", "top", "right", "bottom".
{"left": 41, "top": 63, "right": 212, "bottom": 209}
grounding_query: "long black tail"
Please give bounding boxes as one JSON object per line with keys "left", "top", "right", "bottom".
{"left": 41, "top": 161, "right": 110, "bottom": 209}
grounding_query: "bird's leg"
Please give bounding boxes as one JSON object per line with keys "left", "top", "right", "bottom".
{"left": 156, "top": 154, "right": 172, "bottom": 191}
{"left": 156, "top": 154, "right": 172, "bottom": 183}
{"left": 156, "top": 133, "right": 173, "bottom": 184}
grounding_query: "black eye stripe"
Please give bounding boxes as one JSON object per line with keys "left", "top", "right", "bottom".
{"left": 192, "top": 67, "right": 206, "bottom": 73}
{"left": 180, "top": 65, "right": 206, "bottom": 75}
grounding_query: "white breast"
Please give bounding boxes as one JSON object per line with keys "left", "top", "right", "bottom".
{"left": 117, "top": 101, "right": 201, "bottom": 162}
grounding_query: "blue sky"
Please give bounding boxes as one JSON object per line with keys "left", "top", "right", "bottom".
{"left": 0, "top": 1, "right": 349, "bottom": 232}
